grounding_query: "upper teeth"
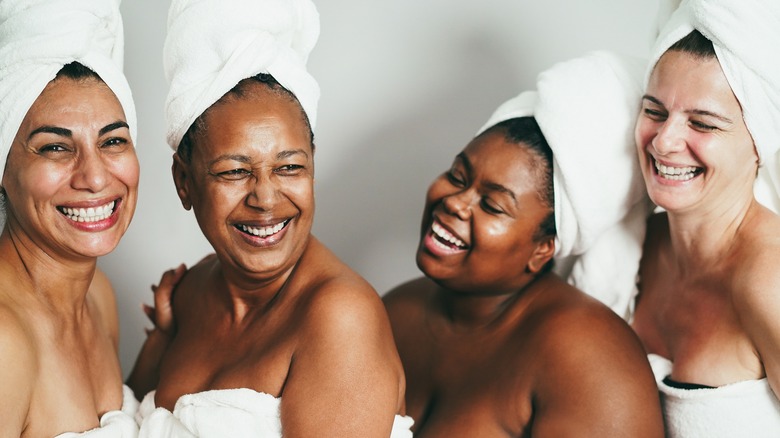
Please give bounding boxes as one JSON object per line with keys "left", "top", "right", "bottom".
{"left": 432, "top": 221, "right": 466, "bottom": 248}
{"left": 60, "top": 201, "right": 115, "bottom": 223}
{"left": 655, "top": 161, "right": 699, "bottom": 181}
{"left": 238, "top": 221, "right": 286, "bottom": 238}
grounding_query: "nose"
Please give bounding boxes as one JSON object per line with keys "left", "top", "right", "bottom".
{"left": 71, "top": 149, "right": 110, "bottom": 192}
{"left": 246, "top": 172, "right": 277, "bottom": 210}
{"left": 441, "top": 188, "right": 472, "bottom": 221}
{"left": 651, "top": 117, "right": 687, "bottom": 156}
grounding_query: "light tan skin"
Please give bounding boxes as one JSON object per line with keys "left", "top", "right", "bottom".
{"left": 128, "top": 80, "right": 405, "bottom": 437}
{"left": 632, "top": 50, "right": 780, "bottom": 392}
{"left": 0, "top": 76, "right": 139, "bottom": 437}
{"left": 384, "top": 128, "right": 664, "bottom": 437}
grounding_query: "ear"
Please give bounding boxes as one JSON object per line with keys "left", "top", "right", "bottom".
{"left": 171, "top": 153, "right": 192, "bottom": 211}
{"left": 526, "top": 236, "right": 555, "bottom": 274}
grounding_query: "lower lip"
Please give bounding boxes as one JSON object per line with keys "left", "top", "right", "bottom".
{"left": 62, "top": 200, "right": 121, "bottom": 232}
{"left": 235, "top": 221, "right": 290, "bottom": 247}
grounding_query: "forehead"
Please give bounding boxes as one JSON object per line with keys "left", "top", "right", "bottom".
{"left": 648, "top": 51, "right": 741, "bottom": 112}
{"left": 20, "top": 77, "right": 125, "bottom": 132}
{"left": 462, "top": 130, "right": 541, "bottom": 192}
{"left": 193, "top": 84, "right": 311, "bottom": 159}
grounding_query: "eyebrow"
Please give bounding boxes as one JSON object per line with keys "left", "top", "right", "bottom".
{"left": 642, "top": 95, "right": 734, "bottom": 124}
{"left": 456, "top": 152, "right": 518, "bottom": 205}
{"left": 27, "top": 120, "right": 129, "bottom": 141}
{"left": 207, "top": 149, "right": 309, "bottom": 166}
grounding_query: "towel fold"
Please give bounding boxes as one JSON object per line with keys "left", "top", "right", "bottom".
{"left": 137, "top": 389, "right": 414, "bottom": 438}
{"left": 648, "top": 354, "right": 780, "bottom": 437}
{"left": 54, "top": 385, "right": 139, "bottom": 438}
{"left": 477, "top": 51, "right": 650, "bottom": 315}
{"left": 0, "top": 0, "right": 137, "bottom": 179}
{"left": 164, "top": 0, "right": 320, "bottom": 150}
{"left": 648, "top": 0, "right": 780, "bottom": 170}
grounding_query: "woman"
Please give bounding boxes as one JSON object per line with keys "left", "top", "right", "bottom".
{"left": 383, "top": 52, "right": 663, "bottom": 437}
{"left": 630, "top": 0, "right": 780, "bottom": 435}
{"left": 0, "top": 0, "right": 140, "bottom": 436}
{"left": 129, "top": 0, "right": 412, "bottom": 436}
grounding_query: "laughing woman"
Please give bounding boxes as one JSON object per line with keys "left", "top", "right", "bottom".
{"left": 0, "top": 0, "right": 140, "bottom": 436}
{"left": 128, "top": 0, "right": 412, "bottom": 436}
{"left": 630, "top": 0, "right": 780, "bottom": 435}
{"left": 383, "top": 51, "right": 663, "bottom": 437}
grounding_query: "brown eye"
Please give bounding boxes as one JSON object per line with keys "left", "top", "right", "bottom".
{"left": 216, "top": 168, "right": 252, "bottom": 181}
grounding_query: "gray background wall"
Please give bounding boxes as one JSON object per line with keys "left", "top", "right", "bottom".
{"left": 111, "top": 0, "right": 660, "bottom": 376}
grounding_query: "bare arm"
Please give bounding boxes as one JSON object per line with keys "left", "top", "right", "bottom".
{"left": 733, "top": 248, "right": 780, "bottom": 397}
{"left": 530, "top": 309, "right": 664, "bottom": 437}
{"left": 0, "top": 311, "right": 35, "bottom": 437}
{"left": 126, "top": 265, "right": 186, "bottom": 400}
{"left": 280, "top": 285, "right": 404, "bottom": 437}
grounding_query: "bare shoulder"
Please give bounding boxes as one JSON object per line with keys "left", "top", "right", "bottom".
{"left": 87, "top": 268, "right": 119, "bottom": 346}
{"left": 383, "top": 277, "right": 434, "bottom": 317}
{"left": 526, "top": 276, "right": 663, "bottom": 436}
{"left": 0, "top": 305, "right": 37, "bottom": 433}
{"left": 731, "top": 207, "right": 780, "bottom": 307}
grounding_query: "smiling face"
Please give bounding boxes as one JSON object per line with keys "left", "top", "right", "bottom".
{"left": 2, "top": 76, "right": 139, "bottom": 260}
{"left": 416, "top": 126, "right": 555, "bottom": 295}
{"left": 173, "top": 79, "right": 314, "bottom": 280}
{"left": 635, "top": 50, "right": 758, "bottom": 214}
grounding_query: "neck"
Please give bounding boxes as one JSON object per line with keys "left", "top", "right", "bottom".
{"left": 0, "top": 225, "right": 97, "bottom": 317}
{"left": 435, "top": 275, "right": 542, "bottom": 329}
{"left": 665, "top": 195, "right": 756, "bottom": 271}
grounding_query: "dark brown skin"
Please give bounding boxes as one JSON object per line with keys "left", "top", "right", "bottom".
{"left": 128, "top": 80, "right": 405, "bottom": 437}
{"left": 384, "top": 127, "right": 664, "bottom": 437}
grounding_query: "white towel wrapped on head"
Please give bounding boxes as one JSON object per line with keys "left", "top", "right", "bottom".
{"left": 164, "top": 0, "right": 320, "bottom": 150}
{"left": 649, "top": 0, "right": 780, "bottom": 213}
{"left": 477, "top": 51, "right": 650, "bottom": 316}
{"left": 0, "top": 0, "right": 137, "bottom": 180}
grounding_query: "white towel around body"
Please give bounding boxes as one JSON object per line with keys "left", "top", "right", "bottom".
{"left": 476, "top": 51, "right": 650, "bottom": 316}
{"left": 648, "top": 354, "right": 780, "bottom": 437}
{"left": 136, "top": 389, "right": 414, "bottom": 438}
{"left": 0, "top": 0, "right": 137, "bottom": 178}
{"left": 54, "top": 385, "right": 140, "bottom": 438}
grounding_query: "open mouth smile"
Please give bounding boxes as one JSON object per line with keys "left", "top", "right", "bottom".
{"left": 57, "top": 200, "right": 117, "bottom": 223}
{"left": 430, "top": 221, "right": 468, "bottom": 250}
{"left": 654, "top": 158, "right": 703, "bottom": 182}
{"left": 235, "top": 219, "right": 290, "bottom": 238}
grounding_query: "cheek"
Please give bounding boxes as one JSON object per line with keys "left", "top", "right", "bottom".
{"left": 634, "top": 119, "right": 655, "bottom": 153}
{"left": 109, "top": 154, "right": 140, "bottom": 190}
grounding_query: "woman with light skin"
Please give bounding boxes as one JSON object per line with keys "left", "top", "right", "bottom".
{"left": 128, "top": 0, "right": 412, "bottom": 435}
{"left": 383, "top": 52, "right": 664, "bottom": 437}
{"left": 0, "top": 1, "right": 140, "bottom": 436}
{"left": 630, "top": 1, "right": 780, "bottom": 433}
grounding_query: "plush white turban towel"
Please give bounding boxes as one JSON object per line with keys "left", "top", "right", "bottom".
{"left": 136, "top": 389, "right": 414, "bottom": 438}
{"left": 54, "top": 385, "right": 140, "bottom": 438}
{"left": 0, "top": 0, "right": 137, "bottom": 180}
{"left": 477, "top": 51, "right": 650, "bottom": 317}
{"left": 164, "top": 0, "right": 320, "bottom": 150}
{"left": 650, "top": 0, "right": 780, "bottom": 213}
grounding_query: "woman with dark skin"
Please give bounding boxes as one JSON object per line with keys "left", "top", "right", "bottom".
{"left": 383, "top": 116, "right": 663, "bottom": 437}
{"left": 130, "top": 75, "right": 411, "bottom": 437}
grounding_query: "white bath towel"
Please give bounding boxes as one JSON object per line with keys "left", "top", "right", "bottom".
{"left": 477, "top": 51, "right": 650, "bottom": 316}
{"left": 648, "top": 354, "right": 780, "bottom": 437}
{"left": 649, "top": 0, "right": 780, "bottom": 213}
{"left": 164, "top": 0, "right": 320, "bottom": 150}
{"left": 136, "top": 389, "right": 414, "bottom": 438}
{"left": 0, "top": 0, "right": 137, "bottom": 179}
{"left": 54, "top": 385, "right": 139, "bottom": 438}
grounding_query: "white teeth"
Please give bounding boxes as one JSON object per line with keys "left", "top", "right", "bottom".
{"left": 60, "top": 201, "right": 116, "bottom": 223}
{"left": 238, "top": 221, "right": 286, "bottom": 238}
{"left": 654, "top": 160, "right": 700, "bottom": 181}
{"left": 431, "top": 222, "right": 466, "bottom": 248}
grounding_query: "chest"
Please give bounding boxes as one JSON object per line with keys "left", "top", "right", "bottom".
{"left": 155, "top": 314, "right": 295, "bottom": 410}
{"left": 400, "top": 328, "right": 534, "bottom": 437}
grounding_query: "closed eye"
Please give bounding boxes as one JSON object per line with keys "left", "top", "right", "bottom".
{"left": 643, "top": 108, "right": 667, "bottom": 121}
{"left": 275, "top": 164, "right": 305, "bottom": 175}
{"left": 214, "top": 168, "right": 252, "bottom": 180}
{"left": 480, "top": 197, "right": 504, "bottom": 215}
{"left": 690, "top": 120, "right": 717, "bottom": 132}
